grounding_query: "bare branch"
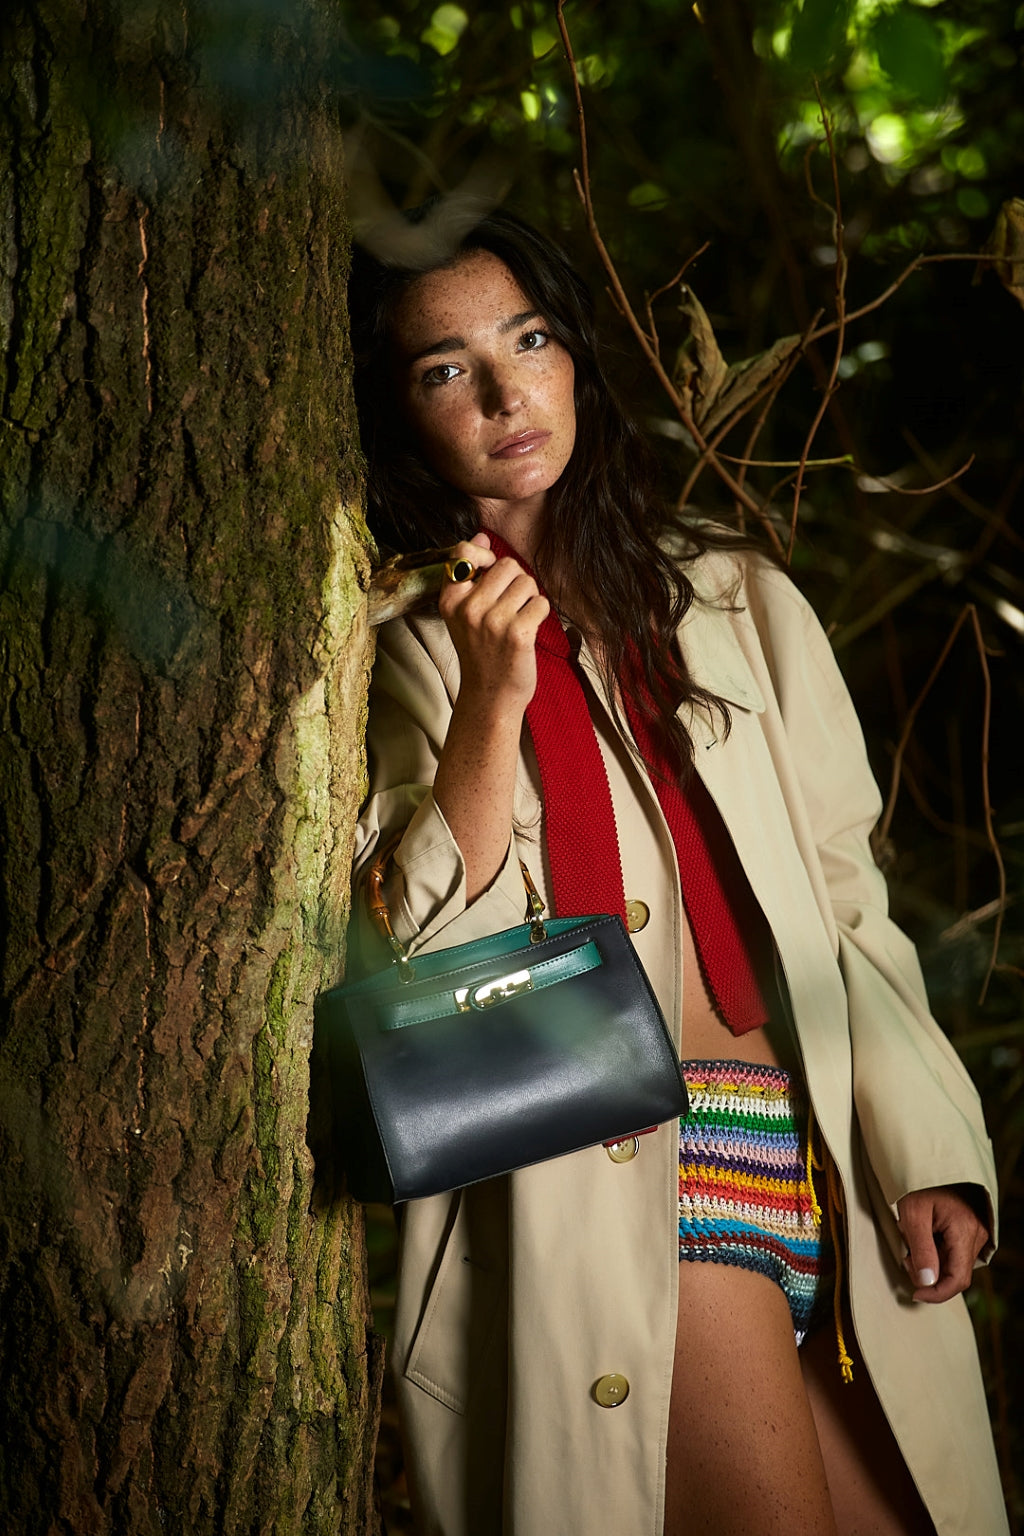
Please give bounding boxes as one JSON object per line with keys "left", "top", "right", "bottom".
{"left": 368, "top": 549, "right": 452, "bottom": 626}
{"left": 877, "top": 605, "right": 1006, "bottom": 1003}
{"left": 732, "top": 331, "right": 820, "bottom": 514}
{"left": 716, "top": 453, "right": 853, "bottom": 469}
{"left": 809, "top": 251, "right": 1002, "bottom": 344}
{"left": 859, "top": 455, "right": 975, "bottom": 497}
{"left": 555, "top": 1, "right": 770, "bottom": 525}
{"left": 941, "top": 897, "right": 1016, "bottom": 944}
{"left": 644, "top": 247, "right": 709, "bottom": 359}
{"left": 789, "top": 90, "right": 846, "bottom": 560}
{"left": 832, "top": 560, "right": 961, "bottom": 648}
{"left": 903, "top": 432, "right": 1024, "bottom": 558}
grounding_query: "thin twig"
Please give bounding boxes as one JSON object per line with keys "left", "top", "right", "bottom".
{"left": 832, "top": 559, "right": 962, "bottom": 648}
{"left": 899, "top": 755, "right": 1002, "bottom": 859}
{"left": 644, "top": 247, "right": 709, "bottom": 358}
{"left": 940, "top": 897, "right": 1016, "bottom": 944}
{"left": 717, "top": 452, "right": 853, "bottom": 469}
{"left": 677, "top": 325, "right": 813, "bottom": 528}
{"left": 733, "top": 344, "right": 812, "bottom": 511}
{"left": 808, "top": 251, "right": 1002, "bottom": 346}
{"left": 878, "top": 604, "right": 1006, "bottom": 1003}
{"left": 674, "top": 374, "right": 800, "bottom": 555}
{"left": 904, "top": 432, "right": 1024, "bottom": 558}
{"left": 858, "top": 456, "right": 975, "bottom": 497}
{"left": 555, "top": 1, "right": 769, "bottom": 525}
{"left": 674, "top": 317, "right": 825, "bottom": 551}
{"left": 789, "top": 90, "right": 846, "bottom": 560}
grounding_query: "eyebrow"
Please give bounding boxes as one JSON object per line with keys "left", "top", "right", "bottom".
{"left": 406, "top": 309, "right": 542, "bottom": 366}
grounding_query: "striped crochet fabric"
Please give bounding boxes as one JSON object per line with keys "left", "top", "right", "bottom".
{"left": 678, "top": 1060, "right": 831, "bottom": 1342}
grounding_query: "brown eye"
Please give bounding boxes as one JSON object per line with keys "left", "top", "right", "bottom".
{"left": 423, "top": 363, "right": 461, "bottom": 386}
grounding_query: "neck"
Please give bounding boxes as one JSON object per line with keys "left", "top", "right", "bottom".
{"left": 483, "top": 512, "right": 592, "bottom": 633}
{"left": 475, "top": 498, "right": 545, "bottom": 569}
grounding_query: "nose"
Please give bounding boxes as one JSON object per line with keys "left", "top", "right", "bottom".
{"left": 480, "top": 363, "right": 524, "bottom": 417}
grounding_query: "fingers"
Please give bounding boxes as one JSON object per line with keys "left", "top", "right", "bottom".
{"left": 441, "top": 536, "right": 497, "bottom": 590}
{"left": 437, "top": 543, "right": 549, "bottom": 708}
{"left": 446, "top": 559, "right": 549, "bottom": 645}
{"left": 898, "top": 1191, "right": 941, "bottom": 1295}
{"left": 897, "top": 1187, "right": 988, "bottom": 1305}
{"left": 439, "top": 543, "right": 543, "bottom": 632}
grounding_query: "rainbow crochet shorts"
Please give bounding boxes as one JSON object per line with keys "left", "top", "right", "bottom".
{"left": 678, "top": 1061, "right": 832, "bottom": 1343}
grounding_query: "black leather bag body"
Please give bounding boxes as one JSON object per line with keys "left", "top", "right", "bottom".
{"left": 316, "top": 850, "right": 687, "bottom": 1203}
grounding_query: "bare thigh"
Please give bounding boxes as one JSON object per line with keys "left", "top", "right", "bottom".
{"left": 664, "top": 1260, "right": 838, "bottom": 1536}
{"left": 800, "top": 1319, "right": 935, "bottom": 1536}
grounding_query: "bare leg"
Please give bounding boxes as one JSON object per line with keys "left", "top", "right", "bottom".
{"left": 800, "top": 1320, "right": 934, "bottom": 1536}
{"left": 664, "top": 1261, "right": 838, "bottom": 1536}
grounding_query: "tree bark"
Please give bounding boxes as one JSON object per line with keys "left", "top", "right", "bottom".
{"left": 0, "top": 2, "right": 380, "bottom": 1531}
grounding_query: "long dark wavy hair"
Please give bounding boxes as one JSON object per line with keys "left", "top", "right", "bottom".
{"left": 349, "top": 206, "right": 742, "bottom": 769}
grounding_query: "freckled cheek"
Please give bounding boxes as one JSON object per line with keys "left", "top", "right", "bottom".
{"left": 415, "top": 406, "right": 481, "bottom": 482}
{"left": 553, "top": 385, "right": 577, "bottom": 455}
{"left": 549, "top": 358, "right": 577, "bottom": 443}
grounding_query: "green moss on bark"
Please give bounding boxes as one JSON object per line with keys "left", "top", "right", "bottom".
{"left": 0, "top": 2, "right": 379, "bottom": 1531}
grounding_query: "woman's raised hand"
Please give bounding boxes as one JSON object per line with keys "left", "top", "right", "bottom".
{"left": 432, "top": 532, "right": 549, "bottom": 900}
{"left": 438, "top": 533, "right": 550, "bottom": 715}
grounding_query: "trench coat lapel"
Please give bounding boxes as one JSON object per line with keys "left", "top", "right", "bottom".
{"left": 578, "top": 595, "right": 854, "bottom": 1142}
{"left": 678, "top": 603, "right": 855, "bottom": 1129}
{"left": 676, "top": 592, "right": 766, "bottom": 730}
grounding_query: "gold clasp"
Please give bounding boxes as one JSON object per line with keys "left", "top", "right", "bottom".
{"left": 519, "top": 860, "right": 548, "bottom": 943}
{"left": 454, "top": 969, "right": 533, "bottom": 1012}
{"left": 366, "top": 833, "right": 416, "bottom": 982}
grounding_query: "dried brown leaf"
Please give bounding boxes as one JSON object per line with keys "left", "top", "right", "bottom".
{"left": 673, "top": 285, "right": 729, "bottom": 422}
{"left": 673, "top": 285, "right": 803, "bottom": 437}
{"left": 977, "top": 197, "right": 1024, "bottom": 309}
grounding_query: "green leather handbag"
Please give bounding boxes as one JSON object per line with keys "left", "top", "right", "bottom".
{"left": 315, "top": 838, "right": 687, "bottom": 1203}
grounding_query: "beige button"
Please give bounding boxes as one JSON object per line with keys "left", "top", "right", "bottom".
{"left": 625, "top": 899, "right": 650, "bottom": 933}
{"left": 605, "top": 1136, "right": 640, "bottom": 1164}
{"left": 593, "top": 1373, "right": 630, "bottom": 1408}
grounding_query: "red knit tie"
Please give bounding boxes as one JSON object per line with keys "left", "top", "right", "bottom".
{"left": 484, "top": 532, "right": 770, "bottom": 1036}
{"left": 526, "top": 602, "right": 627, "bottom": 921}
{"left": 621, "top": 672, "right": 771, "bottom": 1034}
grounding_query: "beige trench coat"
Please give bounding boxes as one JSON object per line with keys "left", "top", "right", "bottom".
{"left": 352, "top": 550, "right": 1006, "bottom": 1536}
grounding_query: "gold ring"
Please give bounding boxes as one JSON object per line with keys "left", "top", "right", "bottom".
{"left": 444, "top": 557, "right": 475, "bottom": 583}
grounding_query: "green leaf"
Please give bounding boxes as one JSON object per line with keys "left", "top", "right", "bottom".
{"left": 870, "top": 7, "right": 946, "bottom": 106}
{"left": 628, "top": 181, "right": 670, "bottom": 211}
{"left": 787, "top": 0, "right": 852, "bottom": 74}
{"left": 421, "top": 3, "right": 468, "bottom": 57}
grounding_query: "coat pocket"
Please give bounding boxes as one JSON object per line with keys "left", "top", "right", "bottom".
{"left": 404, "top": 1196, "right": 508, "bottom": 1415}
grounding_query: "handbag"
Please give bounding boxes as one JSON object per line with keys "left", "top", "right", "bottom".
{"left": 315, "top": 835, "right": 688, "bottom": 1203}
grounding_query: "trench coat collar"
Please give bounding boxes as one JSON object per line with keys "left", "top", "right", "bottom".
{"left": 676, "top": 579, "right": 765, "bottom": 716}
{"left": 575, "top": 575, "right": 765, "bottom": 743}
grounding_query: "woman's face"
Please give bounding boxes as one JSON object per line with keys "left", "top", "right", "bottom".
{"left": 389, "top": 250, "right": 576, "bottom": 537}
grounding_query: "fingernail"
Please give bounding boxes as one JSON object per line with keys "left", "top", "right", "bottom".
{"left": 917, "top": 1267, "right": 937, "bottom": 1287}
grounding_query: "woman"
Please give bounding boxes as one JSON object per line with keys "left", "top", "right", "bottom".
{"left": 348, "top": 209, "right": 1006, "bottom": 1536}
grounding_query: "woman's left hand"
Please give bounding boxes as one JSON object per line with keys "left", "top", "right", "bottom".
{"left": 896, "top": 1186, "right": 990, "bottom": 1303}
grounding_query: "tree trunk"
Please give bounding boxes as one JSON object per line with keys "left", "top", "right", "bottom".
{"left": 0, "top": 2, "right": 380, "bottom": 1531}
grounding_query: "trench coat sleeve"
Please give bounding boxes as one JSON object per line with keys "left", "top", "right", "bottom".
{"left": 352, "top": 613, "right": 529, "bottom": 966}
{"left": 741, "top": 560, "right": 998, "bottom": 1245}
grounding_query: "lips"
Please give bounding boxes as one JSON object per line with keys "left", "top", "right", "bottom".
{"left": 489, "top": 429, "right": 551, "bottom": 459}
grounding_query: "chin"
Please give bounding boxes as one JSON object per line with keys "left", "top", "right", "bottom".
{"left": 480, "top": 458, "right": 571, "bottom": 503}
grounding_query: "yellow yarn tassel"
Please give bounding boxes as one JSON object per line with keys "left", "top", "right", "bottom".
{"left": 805, "top": 1102, "right": 824, "bottom": 1225}
{"left": 825, "top": 1156, "right": 855, "bottom": 1384}
{"left": 806, "top": 1104, "right": 854, "bottom": 1384}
